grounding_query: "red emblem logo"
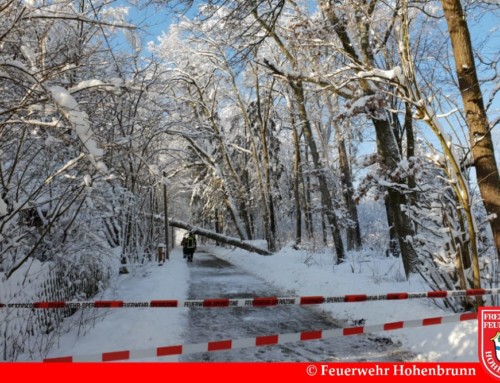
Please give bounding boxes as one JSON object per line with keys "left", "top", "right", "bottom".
{"left": 479, "top": 307, "right": 500, "bottom": 379}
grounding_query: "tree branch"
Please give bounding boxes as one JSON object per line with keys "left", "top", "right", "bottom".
{"left": 169, "top": 218, "right": 272, "bottom": 255}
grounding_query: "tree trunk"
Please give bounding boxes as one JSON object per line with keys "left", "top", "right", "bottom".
{"left": 404, "top": 102, "right": 417, "bottom": 208}
{"left": 321, "top": 2, "right": 416, "bottom": 273}
{"left": 253, "top": 82, "right": 276, "bottom": 251}
{"left": 292, "top": 124, "right": 302, "bottom": 245}
{"left": 190, "top": 82, "right": 254, "bottom": 240}
{"left": 231, "top": 67, "right": 275, "bottom": 249}
{"left": 214, "top": 208, "right": 221, "bottom": 246}
{"left": 302, "top": 144, "right": 314, "bottom": 240}
{"left": 399, "top": 1, "right": 482, "bottom": 297}
{"left": 372, "top": 118, "right": 419, "bottom": 276}
{"left": 169, "top": 219, "right": 272, "bottom": 255}
{"left": 441, "top": 0, "right": 500, "bottom": 261}
{"left": 292, "top": 82, "right": 346, "bottom": 262}
{"left": 384, "top": 193, "right": 400, "bottom": 257}
{"left": 333, "top": 120, "right": 362, "bottom": 250}
{"left": 324, "top": 92, "right": 361, "bottom": 250}
{"left": 163, "top": 173, "right": 170, "bottom": 260}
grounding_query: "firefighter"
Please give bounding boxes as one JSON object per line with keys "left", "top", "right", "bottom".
{"left": 181, "top": 231, "right": 197, "bottom": 262}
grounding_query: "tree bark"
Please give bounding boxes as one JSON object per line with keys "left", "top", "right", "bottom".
{"left": 441, "top": 0, "right": 500, "bottom": 261}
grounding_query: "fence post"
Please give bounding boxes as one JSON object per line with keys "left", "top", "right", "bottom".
{"left": 157, "top": 244, "right": 166, "bottom": 265}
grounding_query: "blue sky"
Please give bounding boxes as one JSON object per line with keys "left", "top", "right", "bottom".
{"left": 117, "top": 0, "right": 498, "bottom": 159}
{"left": 114, "top": 0, "right": 174, "bottom": 50}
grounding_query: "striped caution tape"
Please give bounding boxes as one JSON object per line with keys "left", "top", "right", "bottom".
{"left": 43, "top": 312, "right": 478, "bottom": 362}
{"left": 2, "top": 288, "right": 497, "bottom": 309}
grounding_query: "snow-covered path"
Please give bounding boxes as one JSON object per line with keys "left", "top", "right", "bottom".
{"left": 43, "top": 245, "right": 478, "bottom": 362}
{"left": 180, "top": 250, "right": 413, "bottom": 362}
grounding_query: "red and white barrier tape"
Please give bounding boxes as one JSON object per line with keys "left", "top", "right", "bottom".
{"left": 2, "top": 288, "right": 496, "bottom": 309}
{"left": 43, "top": 312, "right": 477, "bottom": 362}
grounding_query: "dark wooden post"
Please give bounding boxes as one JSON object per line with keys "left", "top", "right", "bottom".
{"left": 163, "top": 172, "right": 170, "bottom": 260}
{"left": 157, "top": 244, "right": 165, "bottom": 264}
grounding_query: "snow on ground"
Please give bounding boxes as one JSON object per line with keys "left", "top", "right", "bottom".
{"left": 43, "top": 253, "right": 189, "bottom": 362}
{"left": 44, "top": 243, "right": 478, "bottom": 362}
{"left": 212, "top": 242, "right": 478, "bottom": 362}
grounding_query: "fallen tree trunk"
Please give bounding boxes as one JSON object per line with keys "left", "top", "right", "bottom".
{"left": 169, "top": 219, "right": 273, "bottom": 256}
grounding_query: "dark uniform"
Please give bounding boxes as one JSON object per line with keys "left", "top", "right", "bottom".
{"left": 181, "top": 232, "right": 197, "bottom": 262}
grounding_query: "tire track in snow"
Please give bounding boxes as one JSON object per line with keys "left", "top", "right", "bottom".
{"left": 179, "top": 251, "right": 414, "bottom": 362}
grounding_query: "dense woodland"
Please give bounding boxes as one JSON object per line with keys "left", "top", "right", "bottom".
{"left": 0, "top": 0, "right": 499, "bottom": 360}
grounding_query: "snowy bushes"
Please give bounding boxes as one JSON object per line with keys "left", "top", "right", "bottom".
{"left": 0, "top": 248, "right": 113, "bottom": 360}
{"left": 0, "top": 1, "right": 149, "bottom": 360}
